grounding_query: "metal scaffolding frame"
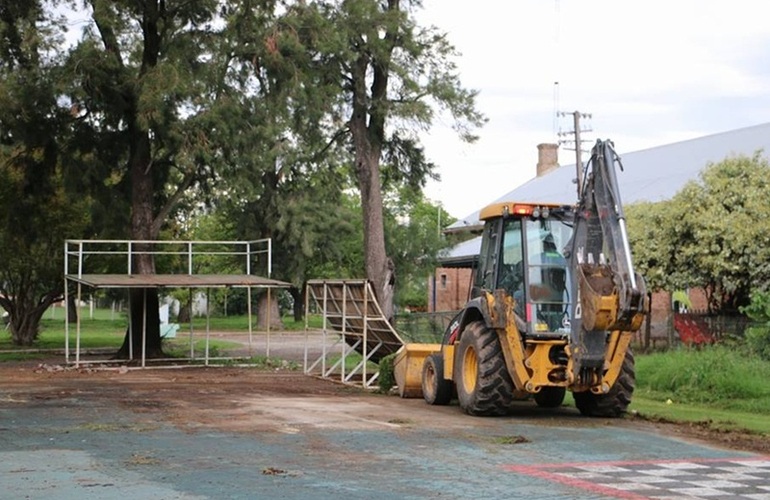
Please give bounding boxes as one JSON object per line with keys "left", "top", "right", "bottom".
{"left": 64, "top": 239, "right": 290, "bottom": 368}
{"left": 303, "top": 279, "right": 404, "bottom": 389}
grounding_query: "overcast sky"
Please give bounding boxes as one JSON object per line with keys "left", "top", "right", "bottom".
{"left": 416, "top": 0, "right": 770, "bottom": 219}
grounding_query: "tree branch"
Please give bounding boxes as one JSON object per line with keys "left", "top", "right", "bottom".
{"left": 310, "top": 127, "right": 350, "bottom": 163}
{"left": 367, "top": 0, "right": 400, "bottom": 144}
{"left": 151, "top": 171, "right": 196, "bottom": 237}
{"left": 89, "top": 0, "right": 126, "bottom": 71}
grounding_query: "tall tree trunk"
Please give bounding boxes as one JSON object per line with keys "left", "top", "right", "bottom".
{"left": 177, "top": 299, "right": 191, "bottom": 324}
{"left": 67, "top": 294, "right": 78, "bottom": 323}
{"left": 116, "top": 113, "right": 163, "bottom": 359}
{"left": 355, "top": 147, "right": 394, "bottom": 321}
{"left": 290, "top": 286, "right": 304, "bottom": 322}
{"left": 348, "top": 15, "right": 398, "bottom": 323}
{"left": 8, "top": 304, "right": 47, "bottom": 346}
{"left": 256, "top": 291, "right": 283, "bottom": 330}
{"left": 94, "top": 0, "right": 166, "bottom": 359}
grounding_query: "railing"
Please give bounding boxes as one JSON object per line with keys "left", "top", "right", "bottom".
{"left": 394, "top": 310, "right": 460, "bottom": 343}
{"left": 62, "top": 238, "right": 276, "bottom": 369}
{"left": 64, "top": 239, "right": 272, "bottom": 278}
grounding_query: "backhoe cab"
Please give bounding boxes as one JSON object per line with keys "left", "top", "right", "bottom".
{"left": 414, "top": 139, "right": 647, "bottom": 417}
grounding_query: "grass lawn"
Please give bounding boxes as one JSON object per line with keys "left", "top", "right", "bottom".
{"left": 1, "top": 308, "right": 325, "bottom": 352}
{"left": 0, "top": 309, "right": 289, "bottom": 356}
{"left": 0, "top": 320, "right": 126, "bottom": 351}
{"left": 628, "top": 396, "right": 770, "bottom": 435}
{"left": 627, "top": 345, "right": 770, "bottom": 436}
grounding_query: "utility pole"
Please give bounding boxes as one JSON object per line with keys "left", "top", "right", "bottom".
{"left": 557, "top": 110, "right": 592, "bottom": 198}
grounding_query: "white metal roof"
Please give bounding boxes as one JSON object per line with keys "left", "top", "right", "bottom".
{"left": 446, "top": 122, "right": 770, "bottom": 232}
{"left": 442, "top": 122, "right": 770, "bottom": 262}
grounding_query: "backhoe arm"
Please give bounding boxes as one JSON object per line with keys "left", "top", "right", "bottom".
{"left": 568, "top": 139, "right": 647, "bottom": 384}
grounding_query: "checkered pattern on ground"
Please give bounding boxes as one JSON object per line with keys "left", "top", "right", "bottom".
{"left": 506, "top": 457, "right": 770, "bottom": 499}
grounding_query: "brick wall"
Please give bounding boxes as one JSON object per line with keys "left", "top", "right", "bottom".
{"left": 640, "top": 288, "right": 712, "bottom": 347}
{"left": 428, "top": 267, "right": 473, "bottom": 312}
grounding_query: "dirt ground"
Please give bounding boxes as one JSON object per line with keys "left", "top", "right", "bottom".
{"left": 2, "top": 357, "right": 768, "bottom": 456}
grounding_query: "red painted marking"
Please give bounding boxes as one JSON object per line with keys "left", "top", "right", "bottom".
{"left": 506, "top": 464, "right": 649, "bottom": 500}
{"left": 505, "top": 456, "right": 770, "bottom": 469}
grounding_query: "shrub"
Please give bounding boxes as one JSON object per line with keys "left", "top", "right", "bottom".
{"left": 378, "top": 353, "right": 398, "bottom": 393}
{"left": 745, "top": 326, "right": 770, "bottom": 361}
{"left": 740, "top": 291, "right": 770, "bottom": 360}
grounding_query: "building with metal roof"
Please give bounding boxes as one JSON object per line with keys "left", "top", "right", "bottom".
{"left": 441, "top": 122, "right": 770, "bottom": 263}
{"left": 447, "top": 121, "right": 770, "bottom": 233}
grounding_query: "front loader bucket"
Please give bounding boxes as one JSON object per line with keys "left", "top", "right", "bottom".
{"left": 393, "top": 343, "right": 441, "bottom": 398}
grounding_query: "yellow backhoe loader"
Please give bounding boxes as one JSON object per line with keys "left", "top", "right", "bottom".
{"left": 395, "top": 139, "right": 647, "bottom": 417}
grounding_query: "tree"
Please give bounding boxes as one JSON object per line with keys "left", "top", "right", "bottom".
{"left": 197, "top": 2, "right": 363, "bottom": 324}
{"left": 0, "top": 1, "right": 91, "bottom": 345}
{"left": 385, "top": 188, "right": 454, "bottom": 311}
{"left": 626, "top": 201, "right": 686, "bottom": 293}
{"left": 227, "top": 167, "right": 361, "bottom": 323}
{"left": 627, "top": 152, "right": 770, "bottom": 313}
{"left": 309, "top": 0, "right": 485, "bottom": 321}
{"left": 63, "top": 1, "right": 295, "bottom": 356}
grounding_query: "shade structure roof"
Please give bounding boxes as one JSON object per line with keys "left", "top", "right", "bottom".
{"left": 67, "top": 274, "right": 290, "bottom": 289}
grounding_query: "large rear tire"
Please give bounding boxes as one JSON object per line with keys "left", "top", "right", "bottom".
{"left": 422, "top": 353, "right": 453, "bottom": 405}
{"left": 574, "top": 349, "right": 635, "bottom": 417}
{"left": 534, "top": 386, "right": 566, "bottom": 408}
{"left": 455, "top": 321, "right": 514, "bottom": 416}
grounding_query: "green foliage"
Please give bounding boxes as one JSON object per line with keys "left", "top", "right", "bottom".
{"left": 302, "top": 193, "right": 366, "bottom": 280}
{"left": 740, "top": 290, "right": 770, "bottom": 322}
{"left": 162, "top": 339, "right": 242, "bottom": 359}
{"left": 386, "top": 188, "right": 455, "bottom": 311}
{"left": 281, "top": 314, "right": 324, "bottom": 331}
{"left": 258, "top": 0, "right": 485, "bottom": 318}
{"left": 394, "top": 312, "right": 450, "bottom": 343}
{"left": 315, "top": 0, "right": 487, "bottom": 141}
{"left": 740, "top": 291, "right": 770, "bottom": 360}
{"left": 627, "top": 396, "right": 770, "bottom": 435}
{"left": 378, "top": 352, "right": 398, "bottom": 393}
{"left": 242, "top": 356, "right": 300, "bottom": 371}
{"left": 1, "top": 0, "right": 476, "bottom": 341}
{"left": 627, "top": 152, "right": 770, "bottom": 312}
{"left": 635, "top": 346, "right": 770, "bottom": 413}
{"left": 743, "top": 326, "right": 770, "bottom": 361}
{"left": 0, "top": 318, "right": 126, "bottom": 351}
{"left": 0, "top": 1, "right": 91, "bottom": 345}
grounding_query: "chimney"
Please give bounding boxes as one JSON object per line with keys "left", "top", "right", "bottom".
{"left": 536, "top": 143, "right": 559, "bottom": 177}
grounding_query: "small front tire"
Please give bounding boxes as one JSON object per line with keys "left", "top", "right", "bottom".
{"left": 422, "top": 353, "right": 453, "bottom": 405}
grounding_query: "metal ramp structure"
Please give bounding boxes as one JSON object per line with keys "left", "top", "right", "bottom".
{"left": 304, "top": 279, "right": 404, "bottom": 389}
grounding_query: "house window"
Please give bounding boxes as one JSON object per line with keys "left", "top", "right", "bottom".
{"left": 440, "top": 274, "right": 447, "bottom": 289}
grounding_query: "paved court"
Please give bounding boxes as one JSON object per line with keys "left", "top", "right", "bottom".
{"left": 1, "top": 367, "right": 768, "bottom": 499}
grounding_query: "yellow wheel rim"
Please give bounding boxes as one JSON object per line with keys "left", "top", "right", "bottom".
{"left": 462, "top": 345, "right": 478, "bottom": 394}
